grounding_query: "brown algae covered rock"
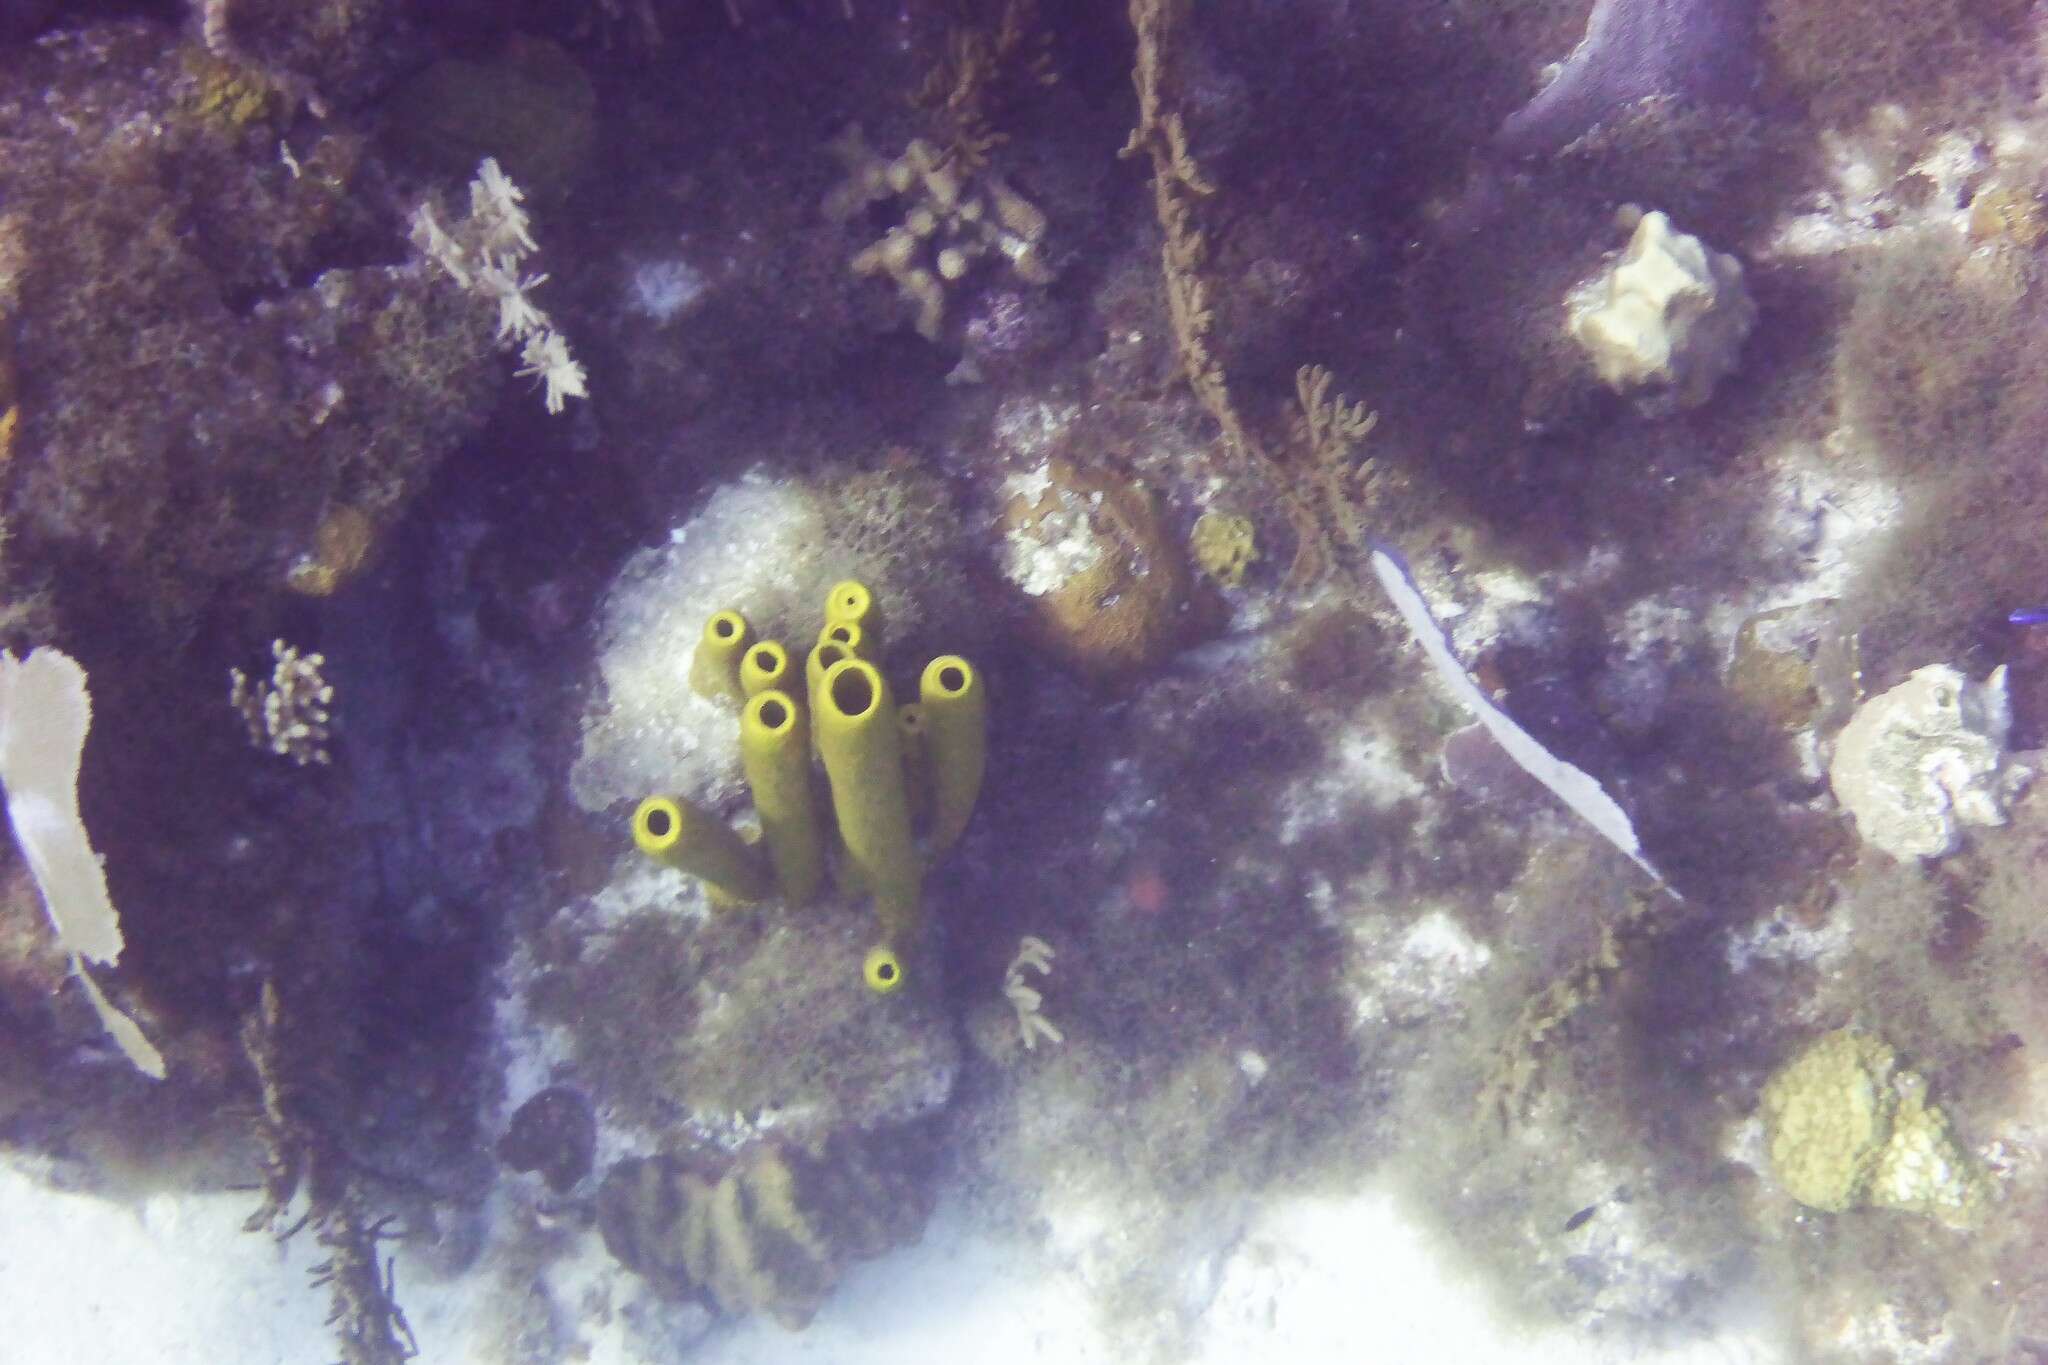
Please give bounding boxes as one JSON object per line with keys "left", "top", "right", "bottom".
{"left": 0, "top": 22, "right": 499, "bottom": 634}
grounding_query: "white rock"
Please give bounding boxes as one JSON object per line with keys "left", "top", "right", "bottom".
{"left": 1827, "top": 664, "right": 2028, "bottom": 859}
{"left": 1567, "top": 210, "right": 1757, "bottom": 415}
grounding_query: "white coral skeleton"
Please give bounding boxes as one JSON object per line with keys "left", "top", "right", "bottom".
{"left": 230, "top": 639, "right": 334, "bottom": 767}
{"left": 1003, "top": 934, "right": 1063, "bottom": 1051}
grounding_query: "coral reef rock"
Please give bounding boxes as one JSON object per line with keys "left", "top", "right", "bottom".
{"left": 1566, "top": 209, "right": 1756, "bottom": 415}
{"left": 1827, "top": 663, "right": 2027, "bottom": 860}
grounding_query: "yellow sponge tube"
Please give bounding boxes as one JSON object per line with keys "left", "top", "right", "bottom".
{"left": 896, "top": 703, "right": 932, "bottom": 830}
{"left": 816, "top": 658, "right": 922, "bottom": 943}
{"left": 740, "top": 640, "right": 792, "bottom": 697}
{"left": 863, "top": 944, "right": 905, "bottom": 994}
{"left": 687, "top": 610, "right": 751, "bottom": 702}
{"left": 820, "top": 620, "right": 867, "bottom": 657}
{"left": 740, "top": 689, "right": 824, "bottom": 904}
{"left": 919, "top": 655, "right": 986, "bottom": 851}
{"left": 632, "top": 795, "right": 771, "bottom": 903}
{"left": 824, "top": 579, "right": 875, "bottom": 630}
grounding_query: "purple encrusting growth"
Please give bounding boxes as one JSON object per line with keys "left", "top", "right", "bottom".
{"left": 1494, "top": 0, "right": 1762, "bottom": 157}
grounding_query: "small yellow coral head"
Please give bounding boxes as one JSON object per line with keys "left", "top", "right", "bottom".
{"left": 864, "top": 944, "right": 905, "bottom": 993}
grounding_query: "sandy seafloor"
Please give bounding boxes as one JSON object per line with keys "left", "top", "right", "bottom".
{"left": 3, "top": 1165, "right": 1789, "bottom": 1364}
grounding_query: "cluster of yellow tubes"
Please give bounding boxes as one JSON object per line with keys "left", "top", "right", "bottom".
{"left": 630, "top": 581, "right": 986, "bottom": 993}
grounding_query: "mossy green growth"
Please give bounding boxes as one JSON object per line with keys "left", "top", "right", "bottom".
{"left": 180, "top": 49, "right": 284, "bottom": 131}
{"left": 1190, "top": 511, "right": 1259, "bottom": 588}
{"left": 1760, "top": 1028, "right": 1983, "bottom": 1225}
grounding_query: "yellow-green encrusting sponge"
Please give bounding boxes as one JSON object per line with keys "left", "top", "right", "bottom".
{"left": 919, "top": 655, "right": 986, "bottom": 852}
{"left": 1760, "top": 1028, "right": 1984, "bottom": 1225}
{"left": 633, "top": 795, "right": 773, "bottom": 903}
{"left": 688, "top": 609, "right": 752, "bottom": 701}
{"left": 816, "top": 658, "right": 922, "bottom": 944}
{"left": 741, "top": 689, "right": 826, "bottom": 904}
{"left": 740, "top": 640, "right": 792, "bottom": 698}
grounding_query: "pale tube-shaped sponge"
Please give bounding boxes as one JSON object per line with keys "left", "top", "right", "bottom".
{"left": 740, "top": 640, "right": 792, "bottom": 698}
{"left": 633, "top": 794, "right": 772, "bottom": 903}
{"left": 687, "top": 609, "right": 751, "bottom": 702}
{"left": 740, "top": 689, "right": 825, "bottom": 904}
{"left": 919, "top": 654, "right": 985, "bottom": 852}
{"left": 816, "top": 658, "right": 922, "bottom": 943}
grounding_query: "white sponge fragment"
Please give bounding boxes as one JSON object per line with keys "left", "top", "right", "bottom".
{"left": 0, "top": 648, "right": 124, "bottom": 964}
{"left": 1370, "top": 548, "right": 1667, "bottom": 890}
{"left": 1828, "top": 664, "right": 2028, "bottom": 860}
{"left": 0, "top": 648, "right": 164, "bottom": 1077}
{"left": 1567, "top": 210, "right": 1756, "bottom": 415}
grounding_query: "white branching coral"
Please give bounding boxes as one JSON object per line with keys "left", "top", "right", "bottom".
{"left": 230, "top": 639, "right": 335, "bottom": 767}
{"left": 1003, "top": 934, "right": 1063, "bottom": 1051}
{"left": 411, "top": 157, "right": 587, "bottom": 416}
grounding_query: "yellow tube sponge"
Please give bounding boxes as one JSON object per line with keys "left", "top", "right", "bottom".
{"left": 688, "top": 610, "right": 752, "bottom": 702}
{"left": 896, "top": 703, "right": 932, "bottom": 828}
{"left": 820, "top": 621, "right": 867, "bottom": 657}
{"left": 919, "top": 654, "right": 986, "bottom": 851}
{"left": 740, "top": 689, "right": 825, "bottom": 904}
{"left": 805, "top": 640, "right": 853, "bottom": 713}
{"left": 824, "top": 579, "right": 875, "bottom": 631}
{"left": 740, "top": 640, "right": 792, "bottom": 698}
{"left": 816, "top": 658, "right": 922, "bottom": 944}
{"left": 863, "top": 944, "right": 905, "bottom": 993}
{"left": 633, "top": 795, "right": 772, "bottom": 903}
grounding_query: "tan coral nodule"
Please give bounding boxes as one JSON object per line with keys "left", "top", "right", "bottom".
{"left": 1002, "top": 460, "right": 1196, "bottom": 681}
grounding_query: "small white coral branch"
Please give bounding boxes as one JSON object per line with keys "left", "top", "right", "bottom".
{"left": 1003, "top": 934, "right": 1063, "bottom": 1051}
{"left": 230, "top": 639, "right": 334, "bottom": 766}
